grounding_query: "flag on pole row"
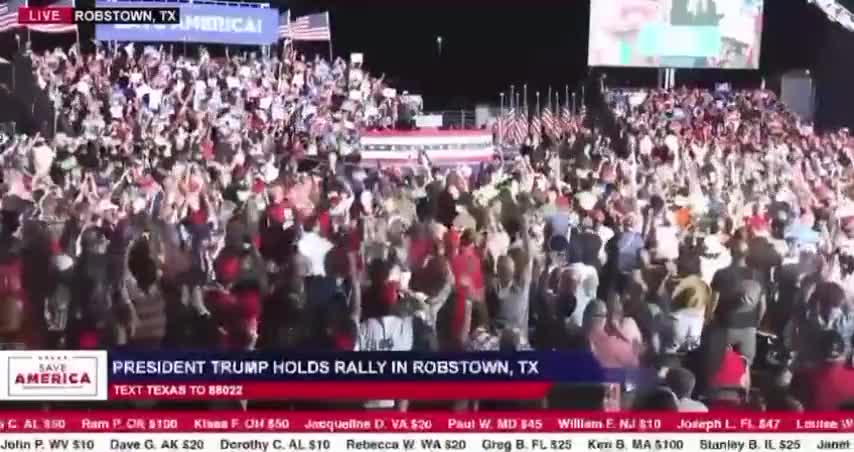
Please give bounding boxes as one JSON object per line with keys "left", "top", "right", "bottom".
{"left": 530, "top": 114, "right": 541, "bottom": 142}
{"left": 290, "top": 11, "right": 331, "bottom": 41}
{"left": 278, "top": 10, "right": 290, "bottom": 39}
{"left": 499, "top": 107, "right": 514, "bottom": 144}
{"left": 0, "top": 0, "right": 25, "bottom": 33}
{"left": 541, "top": 106, "right": 557, "bottom": 139}
{"left": 561, "top": 105, "right": 572, "bottom": 130}
{"left": 28, "top": 0, "right": 77, "bottom": 34}
{"left": 511, "top": 109, "right": 527, "bottom": 145}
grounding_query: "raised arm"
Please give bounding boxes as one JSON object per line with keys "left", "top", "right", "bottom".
{"left": 348, "top": 250, "right": 362, "bottom": 324}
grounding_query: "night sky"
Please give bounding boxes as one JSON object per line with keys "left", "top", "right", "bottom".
{"left": 286, "top": 0, "right": 836, "bottom": 110}
{"left": 10, "top": 0, "right": 854, "bottom": 126}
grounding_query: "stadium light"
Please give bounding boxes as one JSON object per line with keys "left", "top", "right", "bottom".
{"left": 807, "top": 0, "right": 854, "bottom": 32}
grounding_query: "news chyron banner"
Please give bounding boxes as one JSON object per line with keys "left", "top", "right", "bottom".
{"left": 0, "top": 350, "right": 622, "bottom": 401}
{"left": 5, "top": 351, "right": 852, "bottom": 452}
{"left": 0, "top": 412, "right": 851, "bottom": 452}
{"left": 94, "top": 1, "right": 280, "bottom": 46}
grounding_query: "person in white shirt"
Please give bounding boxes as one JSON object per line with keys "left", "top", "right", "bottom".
{"left": 566, "top": 262, "right": 600, "bottom": 331}
{"left": 699, "top": 235, "right": 731, "bottom": 286}
{"left": 355, "top": 261, "right": 437, "bottom": 410}
{"left": 297, "top": 217, "right": 334, "bottom": 277}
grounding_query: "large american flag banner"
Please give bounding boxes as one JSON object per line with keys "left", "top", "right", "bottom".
{"left": 28, "top": 0, "right": 76, "bottom": 33}
{"left": 0, "top": 0, "right": 25, "bottom": 33}
{"left": 360, "top": 129, "right": 494, "bottom": 166}
{"left": 278, "top": 10, "right": 290, "bottom": 39}
{"left": 290, "top": 11, "right": 331, "bottom": 42}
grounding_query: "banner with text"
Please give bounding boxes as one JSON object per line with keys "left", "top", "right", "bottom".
{"left": 94, "top": 1, "right": 279, "bottom": 45}
{"left": 0, "top": 351, "right": 641, "bottom": 401}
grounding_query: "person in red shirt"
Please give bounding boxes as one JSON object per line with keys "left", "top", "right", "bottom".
{"left": 260, "top": 185, "right": 298, "bottom": 264}
{"left": 204, "top": 253, "right": 262, "bottom": 350}
{"left": 792, "top": 330, "right": 854, "bottom": 410}
{"left": 444, "top": 228, "right": 485, "bottom": 345}
{"left": 703, "top": 346, "right": 751, "bottom": 411}
{"left": 451, "top": 229, "right": 486, "bottom": 301}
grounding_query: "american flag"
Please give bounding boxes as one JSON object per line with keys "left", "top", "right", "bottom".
{"left": 512, "top": 109, "right": 527, "bottom": 144}
{"left": 561, "top": 105, "right": 572, "bottom": 131}
{"left": 290, "top": 11, "right": 331, "bottom": 42}
{"left": 278, "top": 10, "right": 290, "bottom": 39}
{"left": 541, "top": 107, "right": 558, "bottom": 139}
{"left": 502, "top": 108, "right": 524, "bottom": 145}
{"left": 498, "top": 107, "right": 514, "bottom": 143}
{"left": 28, "top": 0, "right": 77, "bottom": 33}
{"left": 0, "top": 0, "right": 25, "bottom": 33}
{"left": 530, "top": 114, "right": 542, "bottom": 142}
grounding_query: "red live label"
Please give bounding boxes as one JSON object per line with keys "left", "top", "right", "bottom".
{"left": 18, "top": 7, "right": 74, "bottom": 24}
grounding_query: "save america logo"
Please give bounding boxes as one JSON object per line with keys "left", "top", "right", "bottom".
{"left": 0, "top": 350, "right": 108, "bottom": 400}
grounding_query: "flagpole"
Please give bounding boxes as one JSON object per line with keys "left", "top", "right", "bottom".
{"left": 523, "top": 84, "right": 528, "bottom": 119}
{"left": 581, "top": 84, "right": 586, "bottom": 112}
{"left": 326, "top": 12, "right": 333, "bottom": 61}
{"left": 566, "top": 85, "right": 573, "bottom": 114}
{"left": 499, "top": 92, "right": 505, "bottom": 152}
{"left": 509, "top": 85, "right": 515, "bottom": 112}
{"left": 535, "top": 91, "right": 540, "bottom": 117}
{"left": 278, "top": 11, "right": 290, "bottom": 91}
{"left": 547, "top": 87, "right": 552, "bottom": 112}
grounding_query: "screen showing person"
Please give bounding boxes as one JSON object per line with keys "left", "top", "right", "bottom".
{"left": 588, "top": 0, "right": 764, "bottom": 69}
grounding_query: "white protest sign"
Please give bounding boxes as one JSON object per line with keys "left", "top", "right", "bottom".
{"left": 136, "top": 84, "right": 151, "bottom": 98}
{"left": 350, "top": 53, "right": 364, "bottom": 64}
{"left": 76, "top": 81, "right": 90, "bottom": 95}
{"left": 272, "top": 104, "right": 285, "bottom": 120}
{"left": 148, "top": 89, "right": 163, "bottom": 110}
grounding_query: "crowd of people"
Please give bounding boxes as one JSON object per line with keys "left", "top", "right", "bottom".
{"left": 0, "top": 39, "right": 853, "bottom": 412}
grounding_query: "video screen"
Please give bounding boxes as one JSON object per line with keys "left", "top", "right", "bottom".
{"left": 588, "top": 0, "right": 764, "bottom": 69}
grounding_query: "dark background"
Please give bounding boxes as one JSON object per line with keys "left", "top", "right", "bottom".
{"left": 3, "top": 0, "right": 854, "bottom": 129}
